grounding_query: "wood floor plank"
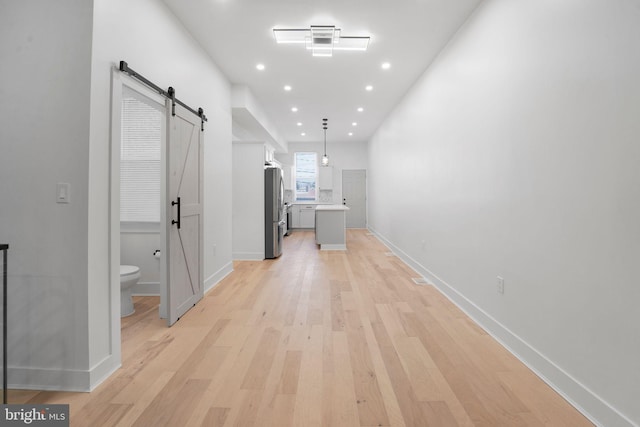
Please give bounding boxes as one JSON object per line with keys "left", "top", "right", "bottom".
{"left": 231, "top": 389, "right": 264, "bottom": 427}
{"left": 344, "top": 310, "right": 391, "bottom": 426}
{"left": 269, "top": 393, "right": 296, "bottom": 427}
{"left": 240, "top": 327, "right": 281, "bottom": 390}
{"left": 278, "top": 350, "right": 303, "bottom": 394}
{"left": 419, "top": 400, "right": 460, "bottom": 427}
{"left": 15, "top": 230, "right": 593, "bottom": 427}
{"left": 87, "top": 403, "right": 133, "bottom": 427}
{"left": 113, "top": 371, "right": 174, "bottom": 427}
{"left": 370, "top": 314, "right": 429, "bottom": 427}
{"left": 291, "top": 324, "right": 324, "bottom": 427}
{"left": 327, "top": 331, "right": 361, "bottom": 427}
{"left": 199, "top": 407, "right": 230, "bottom": 427}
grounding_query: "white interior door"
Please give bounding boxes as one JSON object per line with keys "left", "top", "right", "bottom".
{"left": 164, "top": 103, "right": 204, "bottom": 326}
{"left": 342, "top": 169, "right": 367, "bottom": 228}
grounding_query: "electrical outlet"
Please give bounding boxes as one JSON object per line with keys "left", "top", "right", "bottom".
{"left": 421, "top": 239, "right": 426, "bottom": 250}
{"left": 497, "top": 276, "right": 505, "bottom": 294}
{"left": 212, "top": 244, "right": 217, "bottom": 256}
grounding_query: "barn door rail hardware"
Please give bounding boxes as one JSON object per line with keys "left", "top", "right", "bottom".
{"left": 118, "top": 61, "right": 208, "bottom": 131}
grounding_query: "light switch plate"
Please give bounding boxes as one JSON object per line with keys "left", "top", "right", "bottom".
{"left": 57, "top": 183, "right": 70, "bottom": 204}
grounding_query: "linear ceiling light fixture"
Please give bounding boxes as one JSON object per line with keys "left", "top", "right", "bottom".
{"left": 273, "top": 25, "right": 370, "bottom": 57}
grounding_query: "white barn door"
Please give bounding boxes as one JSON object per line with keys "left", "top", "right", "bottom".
{"left": 164, "top": 103, "right": 203, "bottom": 326}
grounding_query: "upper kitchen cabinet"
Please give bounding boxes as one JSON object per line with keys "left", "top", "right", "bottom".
{"left": 319, "top": 166, "right": 333, "bottom": 190}
{"left": 282, "top": 165, "right": 293, "bottom": 190}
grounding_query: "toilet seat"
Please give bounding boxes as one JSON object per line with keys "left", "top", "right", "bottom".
{"left": 120, "top": 265, "right": 140, "bottom": 280}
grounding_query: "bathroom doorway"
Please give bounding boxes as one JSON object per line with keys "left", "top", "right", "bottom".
{"left": 110, "top": 72, "right": 168, "bottom": 359}
{"left": 119, "top": 84, "right": 164, "bottom": 314}
{"left": 110, "top": 68, "right": 204, "bottom": 343}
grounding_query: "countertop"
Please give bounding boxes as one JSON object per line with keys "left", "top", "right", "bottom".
{"left": 288, "top": 202, "right": 334, "bottom": 206}
{"left": 315, "top": 204, "right": 350, "bottom": 211}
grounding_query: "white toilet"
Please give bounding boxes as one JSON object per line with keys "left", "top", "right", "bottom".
{"left": 120, "top": 265, "right": 140, "bottom": 317}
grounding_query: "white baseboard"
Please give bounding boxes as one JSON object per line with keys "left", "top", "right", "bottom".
{"left": 89, "top": 354, "right": 120, "bottom": 391}
{"left": 320, "top": 243, "right": 347, "bottom": 250}
{"left": 204, "top": 261, "right": 233, "bottom": 294}
{"left": 8, "top": 367, "right": 90, "bottom": 392}
{"left": 132, "top": 281, "right": 160, "bottom": 296}
{"left": 368, "top": 227, "right": 636, "bottom": 427}
{"left": 8, "top": 354, "right": 120, "bottom": 393}
{"left": 133, "top": 266, "right": 234, "bottom": 296}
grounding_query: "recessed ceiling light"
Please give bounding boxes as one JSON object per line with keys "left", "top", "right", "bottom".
{"left": 381, "top": 62, "right": 391, "bottom": 70}
{"left": 357, "top": 107, "right": 364, "bottom": 112}
{"left": 297, "top": 122, "right": 302, "bottom": 126}
{"left": 301, "top": 132, "right": 306, "bottom": 136}
{"left": 365, "top": 85, "right": 373, "bottom": 91}
{"left": 291, "top": 107, "right": 298, "bottom": 112}
{"left": 348, "top": 132, "right": 353, "bottom": 136}
{"left": 256, "top": 63, "right": 265, "bottom": 71}
{"left": 284, "top": 85, "right": 292, "bottom": 91}
{"left": 352, "top": 122, "right": 358, "bottom": 126}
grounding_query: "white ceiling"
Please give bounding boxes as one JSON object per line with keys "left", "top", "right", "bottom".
{"left": 163, "top": 0, "right": 482, "bottom": 149}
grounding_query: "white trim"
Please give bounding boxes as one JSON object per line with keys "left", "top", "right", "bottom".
{"left": 109, "top": 69, "right": 168, "bottom": 385}
{"left": 368, "top": 226, "right": 637, "bottom": 427}
{"left": 8, "top": 354, "right": 120, "bottom": 393}
{"left": 89, "top": 355, "right": 121, "bottom": 391}
{"left": 8, "top": 367, "right": 91, "bottom": 392}
{"left": 132, "top": 281, "right": 160, "bottom": 296}
{"left": 204, "top": 261, "right": 233, "bottom": 294}
{"left": 320, "top": 243, "right": 347, "bottom": 251}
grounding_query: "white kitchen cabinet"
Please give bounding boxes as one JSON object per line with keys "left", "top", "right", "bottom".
{"left": 290, "top": 204, "right": 317, "bottom": 228}
{"left": 315, "top": 205, "right": 349, "bottom": 250}
{"left": 282, "top": 165, "right": 293, "bottom": 190}
{"left": 298, "top": 205, "right": 316, "bottom": 228}
{"left": 291, "top": 205, "right": 300, "bottom": 228}
{"left": 319, "top": 166, "right": 333, "bottom": 189}
{"left": 264, "top": 145, "right": 274, "bottom": 163}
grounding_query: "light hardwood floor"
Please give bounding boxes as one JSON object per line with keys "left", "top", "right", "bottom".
{"left": 12, "top": 230, "right": 593, "bottom": 426}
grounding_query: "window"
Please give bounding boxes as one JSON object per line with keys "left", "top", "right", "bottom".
{"left": 294, "top": 152, "right": 317, "bottom": 201}
{"left": 120, "top": 88, "right": 163, "bottom": 222}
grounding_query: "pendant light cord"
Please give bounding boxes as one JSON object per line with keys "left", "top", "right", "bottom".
{"left": 323, "top": 118, "right": 328, "bottom": 156}
{"left": 322, "top": 118, "right": 328, "bottom": 166}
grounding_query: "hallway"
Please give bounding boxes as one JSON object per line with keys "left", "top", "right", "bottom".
{"left": 13, "top": 230, "right": 592, "bottom": 426}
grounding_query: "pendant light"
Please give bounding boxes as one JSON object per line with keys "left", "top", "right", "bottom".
{"left": 322, "top": 118, "right": 329, "bottom": 166}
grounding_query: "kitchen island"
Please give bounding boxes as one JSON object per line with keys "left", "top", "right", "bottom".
{"left": 315, "top": 205, "right": 350, "bottom": 250}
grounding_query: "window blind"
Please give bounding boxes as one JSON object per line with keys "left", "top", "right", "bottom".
{"left": 120, "top": 93, "right": 162, "bottom": 222}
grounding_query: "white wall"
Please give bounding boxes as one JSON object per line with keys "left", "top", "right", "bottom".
{"left": 120, "top": 229, "right": 161, "bottom": 295}
{"left": 0, "top": 0, "right": 233, "bottom": 391}
{"left": 367, "top": 1, "right": 640, "bottom": 426}
{"left": 0, "top": 0, "right": 94, "bottom": 390}
{"left": 232, "top": 142, "right": 265, "bottom": 260}
{"left": 276, "top": 141, "right": 368, "bottom": 204}
{"left": 89, "top": 0, "right": 233, "bottom": 388}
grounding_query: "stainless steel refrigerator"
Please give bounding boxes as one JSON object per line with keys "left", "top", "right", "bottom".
{"left": 265, "top": 166, "right": 285, "bottom": 258}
